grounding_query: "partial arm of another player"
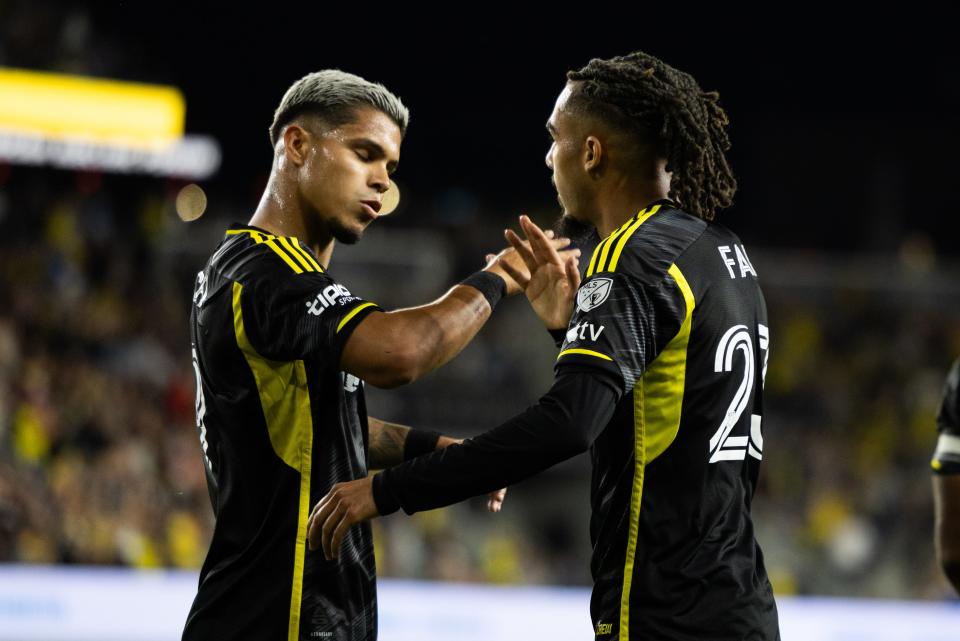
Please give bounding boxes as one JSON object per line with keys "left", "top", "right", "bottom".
{"left": 341, "top": 233, "right": 579, "bottom": 389}
{"left": 367, "top": 416, "right": 506, "bottom": 512}
{"left": 932, "top": 361, "right": 960, "bottom": 593}
{"left": 933, "top": 473, "right": 960, "bottom": 592}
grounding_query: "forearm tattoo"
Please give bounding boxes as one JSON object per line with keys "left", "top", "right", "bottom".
{"left": 368, "top": 418, "right": 411, "bottom": 469}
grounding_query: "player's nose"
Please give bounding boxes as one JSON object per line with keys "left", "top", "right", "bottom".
{"left": 370, "top": 166, "right": 389, "bottom": 193}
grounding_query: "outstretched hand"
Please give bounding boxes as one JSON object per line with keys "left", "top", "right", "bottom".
{"left": 484, "top": 230, "right": 577, "bottom": 297}
{"left": 307, "top": 474, "right": 508, "bottom": 560}
{"left": 496, "top": 215, "right": 581, "bottom": 330}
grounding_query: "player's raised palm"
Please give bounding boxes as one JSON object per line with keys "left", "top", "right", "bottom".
{"left": 497, "top": 215, "right": 581, "bottom": 330}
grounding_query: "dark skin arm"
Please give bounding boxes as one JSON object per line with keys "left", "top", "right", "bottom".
{"left": 366, "top": 416, "right": 505, "bottom": 511}
{"left": 933, "top": 474, "right": 960, "bottom": 593}
{"left": 341, "top": 285, "right": 493, "bottom": 389}
{"left": 341, "top": 235, "right": 579, "bottom": 389}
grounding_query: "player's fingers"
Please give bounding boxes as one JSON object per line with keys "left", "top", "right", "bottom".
{"left": 565, "top": 255, "right": 582, "bottom": 290}
{"left": 543, "top": 230, "right": 573, "bottom": 250}
{"left": 322, "top": 510, "right": 347, "bottom": 560}
{"left": 520, "top": 215, "right": 564, "bottom": 266}
{"left": 321, "top": 502, "right": 346, "bottom": 560}
{"left": 557, "top": 248, "right": 582, "bottom": 262}
{"left": 516, "top": 213, "right": 560, "bottom": 244}
{"left": 498, "top": 256, "right": 530, "bottom": 289}
{"left": 504, "top": 229, "right": 538, "bottom": 271}
{"left": 307, "top": 496, "right": 336, "bottom": 550}
{"left": 308, "top": 493, "right": 331, "bottom": 522}
{"left": 307, "top": 512, "right": 316, "bottom": 547}
{"left": 528, "top": 219, "right": 569, "bottom": 250}
{"left": 329, "top": 511, "right": 355, "bottom": 559}
{"left": 487, "top": 488, "right": 507, "bottom": 513}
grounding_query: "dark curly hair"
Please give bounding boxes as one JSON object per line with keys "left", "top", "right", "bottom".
{"left": 566, "top": 51, "right": 736, "bottom": 220}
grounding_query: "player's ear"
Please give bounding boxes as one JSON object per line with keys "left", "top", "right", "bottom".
{"left": 583, "top": 135, "right": 603, "bottom": 176}
{"left": 281, "top": 123, "right": 312, "bottom": 167}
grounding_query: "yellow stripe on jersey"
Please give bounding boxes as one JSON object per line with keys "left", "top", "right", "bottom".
{"left": 593, "top": 215, "right": 638, "bottom": 276}
{"left": 227, "top": 229, "right": 321, "bottom": 274}
{"left": 606, "top": 204, "right": 661, "bottom": 273}
{"left": 263, "top": 237, "right": 305, "bottom": 273}
{"left": 620, "top": 382, "right": 647, "bottom": 641}
{"left": 337, "top": 302, "right": 378, "bottom": 333}
{"left": 585, "top": 211, "right": 644, "bottom": 278}
{"left": 642, "top": 264, "right": 695, "bottom": 461}
{"left": 585, "top": 241, "right": 605, "bottom": 278}
{"left": 557, "top": 348, "right": 613, "bottom": 362}
{"left": 619, "top": 262, "right": 694, "bottom": 640}
{"left": 289, "top": 443, "right": 312, "bottom": 641}
{"left": 277, "top": 236, "right": 314, "bottom": 272}
{"left": 289, "top": 236, "right": 325, "bottom": 272}
{"left": 232, "top": 282, "right": 313, "bottom": 640}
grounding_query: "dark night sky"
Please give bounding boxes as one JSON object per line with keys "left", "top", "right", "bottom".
{"left": 83, "top": 7, "right": 960, "bottom": 255}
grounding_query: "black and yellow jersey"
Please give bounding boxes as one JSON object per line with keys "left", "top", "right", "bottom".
{"left": 555, "top": 201, "right": 777, "bottom": 640}
{"left": 372, "top": 201, "right": 778, "bottom": 640}
{"left": 932, "top": 358, "right": 960, "bottom": 475}
{"left": 183, "top": 224, "right": 381, "bottom": 641}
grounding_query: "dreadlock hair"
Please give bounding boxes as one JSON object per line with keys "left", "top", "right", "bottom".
{"left": 566, "top": 51, "right": 736, "bottom": 221}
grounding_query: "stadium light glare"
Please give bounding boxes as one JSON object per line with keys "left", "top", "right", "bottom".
{"left": 0, "top": 67, "right": 185, "bottom": 148}
{"left": 0, "top": 68, "right": 220, "bottom": 179}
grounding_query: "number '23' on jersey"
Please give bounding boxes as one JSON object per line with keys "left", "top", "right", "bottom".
{"left": 557, "top": 201, "right": 778, "bottom": 640}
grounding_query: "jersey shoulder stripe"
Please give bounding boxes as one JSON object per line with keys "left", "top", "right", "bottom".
{"left": 587, "top": 204, "right": 707, "bottom": 286}
{"left": 225, "top": 228, "right": 325, "bottom": 275}
{"left": 586, "top": 204, "right": 662, "bottom": 277}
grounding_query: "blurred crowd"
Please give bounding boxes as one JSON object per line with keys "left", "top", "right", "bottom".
{"left": 0, "top": 166, "right": 958, "bottom": 603}
{"left": 2, "top": 1, "right": 960, "bottom": 603}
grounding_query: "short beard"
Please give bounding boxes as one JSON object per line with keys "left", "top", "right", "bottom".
{"left": 328, "top": 218, "right": 362, "bottom": 245}
{"left": 553, "top": 213, "right": 595, "bottom": 244}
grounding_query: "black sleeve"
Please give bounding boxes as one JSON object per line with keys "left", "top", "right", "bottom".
{"left": 548, "top": 327, "right": 567, "bottom": 348}
{"left": 372, "top": 367, "right": 622, "bottom": 515}
{"left": 242, "top": 271, "right": 381, "bottom": 363}
{"left": 933, "top": 358, "right": 960, "bottom": 475}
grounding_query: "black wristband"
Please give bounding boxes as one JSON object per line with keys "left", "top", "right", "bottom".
{"left": 403, "top": 429, "right": 442, "bottom": 461}
{"left": 460, "top": 271, "right": 506, "bottom": 310}
{"left": 548, "top": 327, "right": 567, "bottom": 348}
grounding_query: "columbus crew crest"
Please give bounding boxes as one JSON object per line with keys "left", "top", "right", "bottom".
{"left": 577, "top": 277, "right": 613, "bottom": 312}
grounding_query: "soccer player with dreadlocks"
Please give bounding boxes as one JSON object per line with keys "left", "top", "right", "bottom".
{"left": 309, "top": 51, "right": 779, "bottom": 640}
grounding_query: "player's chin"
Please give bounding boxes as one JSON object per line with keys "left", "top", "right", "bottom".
{"left": 329, "top": 219, "right": 364, "bottom": 245}
{"left": 554, "top": 212, "right": 594, "bottom": 242}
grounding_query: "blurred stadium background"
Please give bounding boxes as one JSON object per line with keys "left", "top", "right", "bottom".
{"left": 1, "top": 4, "right": 959, "bottom": 639}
